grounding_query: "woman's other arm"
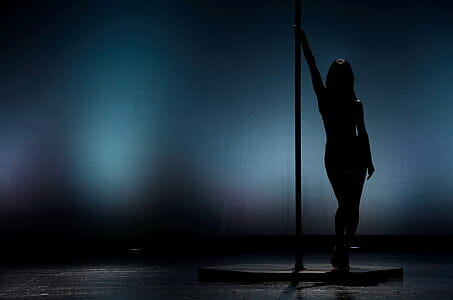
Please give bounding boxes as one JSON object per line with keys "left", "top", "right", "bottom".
{"left": 356, "top": 100, "right": 375, "bottom": 179}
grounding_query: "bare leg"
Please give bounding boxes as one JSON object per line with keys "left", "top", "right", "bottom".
{"left": 335, "top": 206, "right": 346, "bottom": 246}
{"left": 328, "top": 170, "right": 349, "bottom": 270}
{"left": 344, "top": 168, "right": 366, "bottom": 244}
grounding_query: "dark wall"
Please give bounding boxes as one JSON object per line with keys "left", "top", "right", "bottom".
{"left": 0, "top": 0, "right": 451, "bottom": 239}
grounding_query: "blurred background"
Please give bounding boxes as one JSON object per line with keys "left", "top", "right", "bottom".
{"left": 0, "top": 0, "right": 451, "bottom": 243}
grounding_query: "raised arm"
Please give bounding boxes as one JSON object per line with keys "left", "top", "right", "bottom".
{"left": 294, "top": 26, "right": 325, "bottom": 99}
{"left": 356, "top": 101, "right": 375, "bottom": 179}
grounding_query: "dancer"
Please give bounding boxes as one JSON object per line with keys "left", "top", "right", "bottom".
{"left": 295, "top": 26, "right": 375, "bottom": 271}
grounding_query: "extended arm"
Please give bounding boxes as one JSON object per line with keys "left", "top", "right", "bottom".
{"left": 356, "top": 101, "right": 375, "bottom": 179}
{"left": 294, "top": 27, "right": 325, "bottom": 100}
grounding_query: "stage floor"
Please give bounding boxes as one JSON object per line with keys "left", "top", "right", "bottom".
{"left": 0, "top": 251, "right": 452, "bottom": 299}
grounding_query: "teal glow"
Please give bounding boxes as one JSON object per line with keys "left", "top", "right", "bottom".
{"left": 68, "top": 22, "right": 162, "bottom": 206}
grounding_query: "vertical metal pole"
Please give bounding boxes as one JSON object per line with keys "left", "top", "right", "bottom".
{"left": 294, "top": 0, "right": 304, "bottom": 271}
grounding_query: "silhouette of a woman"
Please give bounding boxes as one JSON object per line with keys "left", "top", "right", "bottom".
{"left": 295, "top": 27, "right": 375, "bottom": 271}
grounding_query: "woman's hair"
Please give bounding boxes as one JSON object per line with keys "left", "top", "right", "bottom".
{"left": 326, "top": 58, "right": 357, "bottom": 100}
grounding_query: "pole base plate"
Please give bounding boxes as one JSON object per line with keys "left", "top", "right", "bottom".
{"left": 198, "top": 263, "right": 403, "bottom": 283}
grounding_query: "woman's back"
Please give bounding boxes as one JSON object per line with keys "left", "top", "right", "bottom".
{"left": 320, "top": 96, "right": 361, "bottom": 144}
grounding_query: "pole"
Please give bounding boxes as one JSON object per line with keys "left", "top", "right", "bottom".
{"left": 294, "top": 0, "right": 304, "bottom": 271}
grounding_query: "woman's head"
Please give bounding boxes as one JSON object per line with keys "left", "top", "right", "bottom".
{"left": 326, "top": 58, "right": 356, "bottom": 99}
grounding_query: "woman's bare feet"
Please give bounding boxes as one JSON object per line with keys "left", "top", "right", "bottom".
{"left": 330, "top": 245, "right": 350, "bottom": 272}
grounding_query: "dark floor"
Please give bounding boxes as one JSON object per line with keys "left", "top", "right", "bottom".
{"left": 1, "top": 251, "right": 453, "bottom": 299}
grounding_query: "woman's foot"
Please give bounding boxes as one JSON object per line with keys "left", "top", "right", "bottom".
{"left": 330, "top": 245, "right": 350, "bottom": 272}
{"left": 331, "top": 265, "right": 350, "bottom": 272}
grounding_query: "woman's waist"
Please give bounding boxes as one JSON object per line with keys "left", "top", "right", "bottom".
{"left": 325, "top": 135, "right": 361, "bottom": 145}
